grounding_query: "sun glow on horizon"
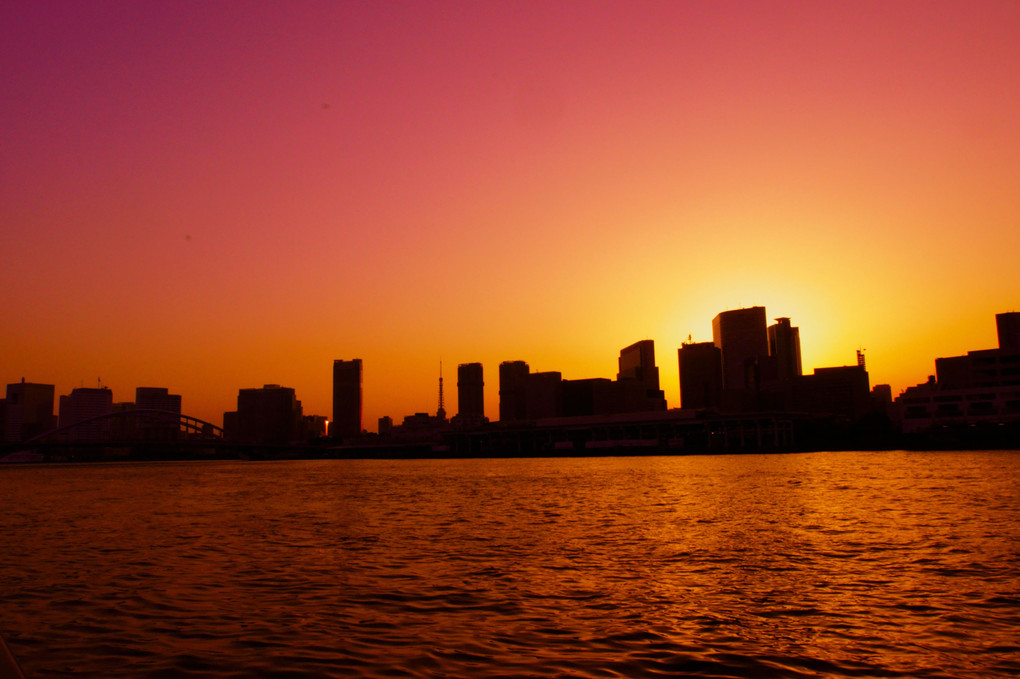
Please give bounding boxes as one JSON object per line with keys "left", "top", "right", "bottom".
{"left": 2, "top": 2, "right": 1018, "bottom": 428}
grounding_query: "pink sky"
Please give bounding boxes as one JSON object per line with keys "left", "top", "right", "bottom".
{"left": 2, "top": 1, "right": 1019, "bottom": 429}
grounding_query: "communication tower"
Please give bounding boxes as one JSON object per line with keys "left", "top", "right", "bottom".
{"left": 437, "top": 361, "right": 447, "bottom": 421}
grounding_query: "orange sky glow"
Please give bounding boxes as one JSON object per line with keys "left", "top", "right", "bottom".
{"left": 2, "top": 1, "right": 1018, "bottom": 430}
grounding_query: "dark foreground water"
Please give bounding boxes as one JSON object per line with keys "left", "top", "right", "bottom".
{"left": 1, "top": 451, "right": 1019, "bottom": 678}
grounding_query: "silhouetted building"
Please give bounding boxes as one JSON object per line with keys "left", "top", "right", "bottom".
{"left": 713, "top": 307, "right": 769, "bottom": 393}
{"left": 562, "top": 378, "right": 618, "bottom": 417}
{"left": 4, "top": 381, "right": 55, "bottom": 442}
{"left": 795, "top": 365, "right": 871, "bottom": 421}
{"left": 895, "top": 312, "right": 1020, "bottom": 433}
{"left": 378, "top": 415, "right": 393, "bottom": 437}
{"left": 136, "top": 387, "right": 181, "bottom": 413}
{"left": 302, "top": 415, "right": 328, "bottom": 439}
{"left": 226, "top": 384, "right": 303, "bottom": 445}
{"left": 59, "top": 387, "right": 113, "bottom": 441}
{"left": 616, "top": 340, "right": 667, "bottom": 412}
{"left": 499, "top": 360, "right": 530, "bottom": 422}
{"left": 526, "top": 371, "right": 563, "bottom": 420}
{"left": 332, "top": 359, "right": 362, "bottom": 439}
{"left": 768, "top": 317, "right": 802, "bottom": 382}
{"left": 392, "top": 411, "right": 449, "bottom": 442}
{"left": 617, "top": 340, "right": 658, "bottom": 390}
{"left": 455, "top": 362, "right": 486, "bottom": 425}
{"left": 871, "top": 384, "right": 893, "bottom": 417}
{"left": 998, "top": 312, "right": 1020, "bottom": 352}
{"left": 935, "top": 349, "right": 1020, "bottom": 391}
{"left": 135, "top": 387, "right": 182, "bottom": 441}
{"left": 110, "top": 401, "right": 136, "bottom": 441}
{"left": 678, "top": 341, "right": 723, "bottom": 410}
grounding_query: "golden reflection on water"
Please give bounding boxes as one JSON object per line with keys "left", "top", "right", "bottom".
{"left": 1, "top": 451, "right": 1018, "bottom": 678}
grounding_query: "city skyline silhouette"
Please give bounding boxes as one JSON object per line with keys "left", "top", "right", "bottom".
{"left": 2, "top": 5, "right": 1020, "bottom": 677}
{"left": 3, "top": 2, "right": 1018, "bottom": 433}
{"left": 4, "top": 307, "right": 1018, "bottom": 449}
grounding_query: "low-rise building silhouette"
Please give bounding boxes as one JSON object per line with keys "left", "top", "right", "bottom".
{"left": 895, "top": 312, "right": 1020, "bottom": 432}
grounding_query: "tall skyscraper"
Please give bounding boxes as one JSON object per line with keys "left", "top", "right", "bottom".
{"left": 457, "top": 362, "right": 485, "bottom": 423}
{"left": 768, "top": 317, "right": 802, "bottom": 382}
{"left": 678, "top": 341, "right": 723, "bottom": 410}
{"left": 713, "top": 307, "right": 769, "bottom": 392}
{"left": 332, "top": 359, "right": 362, "bottom": 439}
{"left": 499, "top": 360, "right": 530, "bottom": 422}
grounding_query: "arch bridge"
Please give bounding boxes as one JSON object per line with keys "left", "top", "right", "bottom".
{"left": 26, "top": 409, "right": 223, "bottom": 444}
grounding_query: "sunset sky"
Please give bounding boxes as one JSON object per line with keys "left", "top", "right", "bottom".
{"left": 2, "top": 1, "right": 1018, "bottom": 430}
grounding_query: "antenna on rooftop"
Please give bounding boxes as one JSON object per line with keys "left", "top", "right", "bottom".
{"left": 857, "top": 348, "right": 866, "bottom": 369}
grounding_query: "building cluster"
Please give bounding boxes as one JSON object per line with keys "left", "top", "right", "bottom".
{"left": 222, "top": 384, "right": 326, "bottom": 445}
{"left": 679, "top": 307, "right": 882, "bottom": 421}
{"left": 320, "top": 308, "right": 888, "bottom": 447}
{"left": 4, "top": 309, "right": 1017, "bottom": 449}
{"left": 893, "top": 312, "right": 1020, "bottom": 432}
{"left": 1, "top": 384, "right": 189, "bottom": 443}
{"left": 324, "top": 341, "right": 668, "bottom": 444}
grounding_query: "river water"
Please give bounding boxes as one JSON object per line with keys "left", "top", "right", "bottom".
{"left": 1, "top": 451, "right": 1018, "bottom": 678}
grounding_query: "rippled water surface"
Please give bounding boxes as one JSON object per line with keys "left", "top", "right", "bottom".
{"left": 2, "top": 451, "right": 1019, "bottom": 678}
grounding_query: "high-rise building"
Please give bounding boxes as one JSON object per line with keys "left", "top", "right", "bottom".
{"left": 998, "top": 312, "right": 1020, "bottom": 352}
{"left": 768, "top": 317, "right": 802, "bottom": 382}
{"left": 678, "top": 341, "right": 723, "bottom": 410}
{"left": 227, "top": 384, "right": 303, "bottom": 444}
{"left": 616, "top": 340, "right": 667, "bottom": 412}
{"left": 525, "top": 371, "right": 563, "bottom": 420}
{"left": 135, "top": 387, "right": 182, "bottom": 441}
{"left": 617, "top": 340, "right": 659, "bottom": 390}
{"left": 796, "top": 366, "right": 871, "bottom": 421}
{"left": 136, "top": 387, "right": 181, "bottom": 413}
{"left": 4, "top": 381, "right": 55, "bottom": 442}
{"left": 456, "top": 362, "right": 485, "bottom": 424}
{"left": 58, "top": 387, "right": 113, "bottom": 441}
{"left": 332, "top": 359, "right": 362, "bottom": 439}
{"left": 499, "top": 360, "right": 530, "bottom": 422}
{"left": 713, "top": 307, "right": 769, "bottom": 392}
